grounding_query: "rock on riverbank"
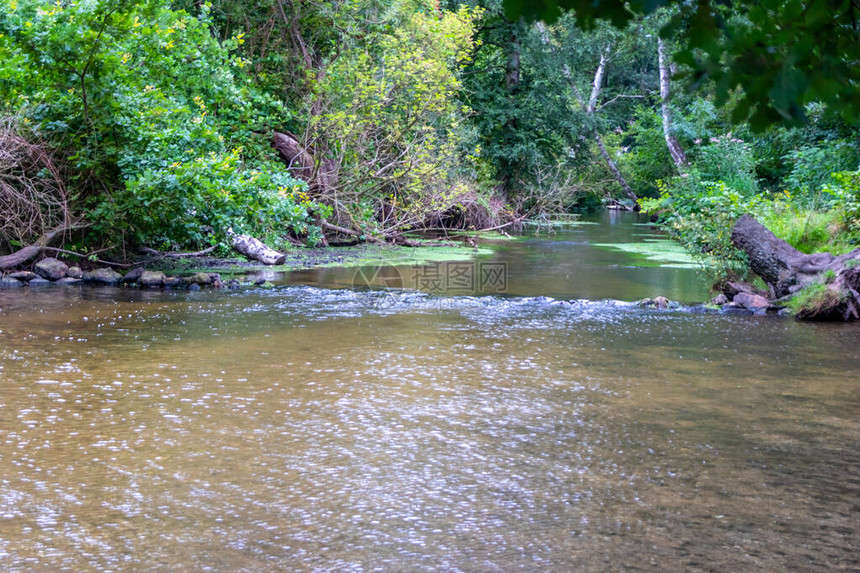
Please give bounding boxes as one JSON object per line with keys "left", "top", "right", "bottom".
{"left": 1, "top": 258, "right": 230, "bottom": 290}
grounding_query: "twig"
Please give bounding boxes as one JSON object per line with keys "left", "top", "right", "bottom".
{"left": 139, "top": 245, "right": 217, "bottom": 258}
{"left": 41, "top": 247, "right": 137, "bottom": 267}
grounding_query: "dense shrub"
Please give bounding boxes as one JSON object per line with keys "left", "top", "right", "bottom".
{"left": 783, "top": 141, "right": 860, "bottom": 208}
{"left": 639, "top": 177, "right": 756, "bottom": 274}
{"left": 0, "top": 0, "right": 326, "bottom": 251}
{"left": 826, "top": 171, "right": 860, "bottom": 245}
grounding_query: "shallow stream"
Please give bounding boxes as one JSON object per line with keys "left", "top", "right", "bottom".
{"left": 0, "top": 213, "right": 857, "bottom": 571}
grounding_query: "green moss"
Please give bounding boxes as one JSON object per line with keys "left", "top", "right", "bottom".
{"left": 787, "top": 281, "right": 848, "bottom": 319}
{"left": 750, "top": 276, "right": 769, "bottom": 291}
{"left": 523, "top": 219, "right": 597, "bottom": 228}
{"left": 453, "top": 230, "right": 521, "bottom": 241}
{"left": 362, "top": 245, "right": 491, "bottom": 266}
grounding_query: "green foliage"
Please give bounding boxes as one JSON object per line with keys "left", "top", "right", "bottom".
{"left": 98, "top": 151, "right": 322, "bottom": 249}
{"left": 642, "top": 170, "right": 857, "bottom": 283}
{"left": 460, "top": 10, "right": 556, "bottom": 195}
{"left": 639, "top": 178, "right": 756, "bottom": 274}
{"left": 783, "top": 142, "right": 859, "bottom": 207}
{"left": 0, "top": 0, "right": 856, "bottom": 257}
{"left": 0, "top": 0, "right": 327, "bottom": 250}
{"left": 757, "top": 202, "right": 850, "bottom": 255}
{"left": 617, "top": 109, "right": 674, "bottom": 198}
{"left": 826, "top": 170, "right": 860, "bottom": 245}
{"left": 503, "top": 0, "right": 860, "bottom": 129}
{"left": 688, "top": 134, "right": 758, "bottom": 195}
{"left": 308, "top": 1, "right": 485, "bottom": 231}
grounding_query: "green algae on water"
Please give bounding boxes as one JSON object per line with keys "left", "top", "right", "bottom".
{"left": 593, "top": 239, "right": 703, "bottom": 269}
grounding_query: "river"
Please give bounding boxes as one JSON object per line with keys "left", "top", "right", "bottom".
{"left": 0, "top": 213, "right": 858, "bottom": 571}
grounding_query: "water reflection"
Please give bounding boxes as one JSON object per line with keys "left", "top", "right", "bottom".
{"left": 288, "top": 211, "right": 712, "bottom": 303}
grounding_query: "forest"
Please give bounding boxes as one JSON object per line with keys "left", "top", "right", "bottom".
{"left": 0, "top": 1, "right": 858, "bottom": 295}
{"left": 2, "top": 4, "right": 860, "bottom": 569}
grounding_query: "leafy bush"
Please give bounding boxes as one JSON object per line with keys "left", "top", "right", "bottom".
{"left": 784, "top": 140, "right": 860, "bottom": 207}
{"left": 639, "top": 177, "right": 760, "bottom": 275}
{"left": 688, "top": 134, "right": 758, "bottom": 195}
{"left": 826, "top": 170, "right": 860, "bottom": 245}
{"left": 617, "top": 108, "right": 675, "bottom": 198}
{"left": 0, "top": 0, "right": 326, "bottom": 250}
{"left": 96, "top": 150, "right": 323, "bottom": 250}
{"left": 307, "top": 2, "right": 484, "bottom": 232}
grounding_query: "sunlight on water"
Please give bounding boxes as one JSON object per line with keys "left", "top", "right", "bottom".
{"left": 0, "top": 215, "right": 858, "bottom": 571}
{"left": 0, "top": 284, "right": 858, "bottom": 571}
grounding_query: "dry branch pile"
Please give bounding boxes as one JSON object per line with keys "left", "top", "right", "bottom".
{"left": 0, "top": 117, "right": 70, "bottom": 254}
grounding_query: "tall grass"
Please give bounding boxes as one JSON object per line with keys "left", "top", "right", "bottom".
{"left": 757, "top": 202, "right": 855, "bottom": 255}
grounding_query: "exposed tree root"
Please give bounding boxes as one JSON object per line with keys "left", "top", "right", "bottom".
{"left": 731, "top": 214, "right": 860, "bottom": 321}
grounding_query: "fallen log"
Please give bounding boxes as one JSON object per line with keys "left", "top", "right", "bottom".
{"left": 228, "top": 230, "right": 285, "bottom": 265}
{"left": 731, "top": 214, "right": 860, "bottom": 320}
{"left": 0, "top": 225, "right": 68, "bottom": 270}
{"left": 321, "top": 219, "right": 360, "bottom": 237}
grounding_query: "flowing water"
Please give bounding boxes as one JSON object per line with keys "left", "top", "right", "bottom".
{"left": 0, "top": 214, "right": 858, "bottom": 572}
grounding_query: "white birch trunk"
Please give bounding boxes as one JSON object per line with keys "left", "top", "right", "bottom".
{"left": 657, "top": 38, "right": 688, "bottom": 170}
{"left": 567, "top": 52, "right": 638, "bottom": 206}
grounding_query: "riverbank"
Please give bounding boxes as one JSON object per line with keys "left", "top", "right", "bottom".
{"left": 0, "top": 239, "right": 495, "bottom": 289}
{"left": 0, "top": 214, "right": 777, "bottom": 317}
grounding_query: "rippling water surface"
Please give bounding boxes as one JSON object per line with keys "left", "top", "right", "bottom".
{"left": 0, "top": 219, "right": 858, "bottom": 572}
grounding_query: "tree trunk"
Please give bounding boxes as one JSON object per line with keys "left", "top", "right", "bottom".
{"left": 228, "top": 230, "right": 286, "bottom": 265}
{"left": 568, "top": 51, "right": 638, "bottom": 207}
{"left": 731, "top": 214, "right": 860, "bottom": 319}
{"left": 272, "top": 131, "right": 315, "bottom": 182}
{"left": 272, "top": 131, "right": 339, "bottom": 196}
{"left": 657, "top": 38, "right": 688, "bottom": 171}
{"left": 498, "top": 27, "right": 521, "bottom": 197}
{"left": 594, "top": 136, "right": 637, "bottom": 205}
{"left": 505, "top": 34, "right": 520, "bottom": 91}
{"left": 587, "top": 49, "right": 607, "bottom": 114}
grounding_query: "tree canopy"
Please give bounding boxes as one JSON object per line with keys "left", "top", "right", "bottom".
{"left": 503, "top": 0, "right": 860, "bottom": 128}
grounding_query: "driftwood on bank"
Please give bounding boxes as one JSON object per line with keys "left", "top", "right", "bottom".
{"left": 228, "top": 230, "right": 285, "bottom": 265}
{"left": 731, "top": 214, "right": 860, "bottom": 319}
{"left": 321, "top": 219, "right": 360, "bottom": 237}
